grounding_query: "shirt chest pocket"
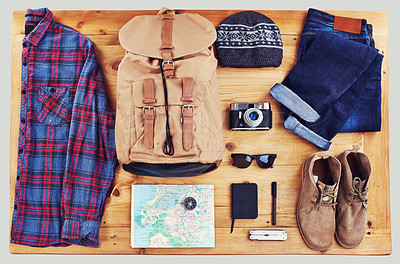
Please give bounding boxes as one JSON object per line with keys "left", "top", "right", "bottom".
{"left": 34, "top": 86, "right": 71, "bottom": 125}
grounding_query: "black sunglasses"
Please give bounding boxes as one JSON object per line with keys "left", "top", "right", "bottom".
{"left": 231, "top": 153, "right": 277, "bottom": 169}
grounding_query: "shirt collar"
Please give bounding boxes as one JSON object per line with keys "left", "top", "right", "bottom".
{"left": 24, "top": 8, "right": 54, "bottom": 46}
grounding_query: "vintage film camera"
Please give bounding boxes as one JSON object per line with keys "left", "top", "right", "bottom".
{"left": 229, "top": 102, "right": 272, "bottom": 131}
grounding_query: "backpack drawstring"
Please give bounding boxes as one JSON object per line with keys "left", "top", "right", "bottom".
{"left": 159, "top": 59, "right": 175, "bottom": 156}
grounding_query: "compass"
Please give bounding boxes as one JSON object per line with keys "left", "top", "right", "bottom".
{"left": 182, "top": 197, "right": 197, "bottom": 210}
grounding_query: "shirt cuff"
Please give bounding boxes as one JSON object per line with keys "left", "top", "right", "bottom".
{"left": 61, "top": 219, "right": 100, "bottom": 247}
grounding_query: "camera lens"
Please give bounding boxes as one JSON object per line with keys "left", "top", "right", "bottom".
{"left": 249, "top": 112, "right": 259, "bottom": 121}
{"left": 243, "top": 108, "right": 263, "bottom": 127}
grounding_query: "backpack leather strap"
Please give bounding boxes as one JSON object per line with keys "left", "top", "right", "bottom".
{"left": 181, "top": 77, "right": 194, "bottom": 151}
{"left": 161, "top": 14, "right": 174, "bottom": 78}
{"left": 143, "top": 79, "right": 156, "bottom": 149}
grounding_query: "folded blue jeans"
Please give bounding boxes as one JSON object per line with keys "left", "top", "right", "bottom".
{"left": 270, "top": 9, "right": 383, "bottom": 150}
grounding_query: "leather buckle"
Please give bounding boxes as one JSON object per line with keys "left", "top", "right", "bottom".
{"left": 162, "top": 60, "right": 174, "bottom": 70}
{"left": 181, "top": 104, "right": 194, "bottom": 123}
{"left": 182, "top": 104, "right": 194, "bottom": 114}
{"left": 143, "top": 106, "right": 156, "bottom": 115}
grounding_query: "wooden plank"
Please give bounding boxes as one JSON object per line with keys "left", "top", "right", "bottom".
{"left": 9, "top": 34, "right": 22, "bottom": 234}
{"left": 9, "top": 10, "right": 390, "bottom": 255}
{"left": 363, "top": 34, "right": 391, "bottom": 232}
{"left": 11, "top": 10, "right": 388, "bottom": 37}
{"left": 9, "top": 227, "right": 391, "bottom": 255}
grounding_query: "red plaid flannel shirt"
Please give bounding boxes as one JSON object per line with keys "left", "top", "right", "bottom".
{"left": 10, "top": 8, "right": 117, "bottom": 247}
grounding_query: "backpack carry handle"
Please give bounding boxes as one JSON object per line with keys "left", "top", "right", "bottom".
{"left": 161, "top": 12, "right": 175, "bottom": 78}
{"left": 157, "top": 7, "right": 175, "bottom": 16}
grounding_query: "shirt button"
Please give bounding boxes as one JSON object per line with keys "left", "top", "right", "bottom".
{"left": 14, "top": 204, "right": 17, "bottom": 210}
{"left": 50, "top": 88, "right": 56, "bottom": 93}
{"left": 16, "top": 175, "right": 20, "bottom": 181}
{"left": 22, "top": 58, "right": 27, "bottom": 66}
{"left": 23, "top": 42, "right": 27, "bottom": 48}
{"left": 22, "top": 89, "right": 26, "bottom": 95}
{"left": 18, "top": 148, "right": 23, "bottom": 154}
{"left": 21, "top": 118, "right": 26, "bottom": 124}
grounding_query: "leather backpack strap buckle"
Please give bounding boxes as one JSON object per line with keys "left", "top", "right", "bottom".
{"left": 162, "top": 60, "right": 175, "bottom": 70}
{"left": 142, "top": 105, "right": 155, "bottom": 115}
{"left": 181, "top": 77, "right": 194, "bottom": 151}
{"left": 181, "top": 105, "right": 194, "bottom": 151}
{"left": 181, "top": 104, "right": 194, "bottom": 115}
{"left": 143, "top": 79, "right": 156, "bottom": 149}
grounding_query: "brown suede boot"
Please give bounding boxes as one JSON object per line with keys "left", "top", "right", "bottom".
{"left": 297, "top": 152, "right": 341, "bottom": 252}
{"left": 335, "top": 146, "right": 371, "bottom": 248}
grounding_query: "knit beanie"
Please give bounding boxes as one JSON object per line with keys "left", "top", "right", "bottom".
{"left": 216, "top": 11, "right": 283, "bottom": 68}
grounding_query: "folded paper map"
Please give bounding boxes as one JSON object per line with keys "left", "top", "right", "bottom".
{"left": 131, "top": 184, "right": 215, "bottom": 248}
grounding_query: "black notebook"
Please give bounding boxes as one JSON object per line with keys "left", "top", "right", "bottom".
{"left": 231, "top": 183, "right": 258, "bottom": 233}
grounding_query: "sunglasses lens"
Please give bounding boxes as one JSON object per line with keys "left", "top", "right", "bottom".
{"left": 232, "top": 154, "right": 252, "bottom": 168}
{"left": 257, "top": 155, "right": 275, "bottom": 169}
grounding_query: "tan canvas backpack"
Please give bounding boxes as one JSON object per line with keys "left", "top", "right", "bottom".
{"left": 116, "top": 10, "right": 223, "bottom": 177}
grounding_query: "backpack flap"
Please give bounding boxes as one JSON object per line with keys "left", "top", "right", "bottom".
{"left": 119, "top": 13, "right": 217, "bottom": 59}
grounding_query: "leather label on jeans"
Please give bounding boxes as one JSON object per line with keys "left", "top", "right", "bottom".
{"left": 333, "top": 16, "right": 362, "bottom": 34}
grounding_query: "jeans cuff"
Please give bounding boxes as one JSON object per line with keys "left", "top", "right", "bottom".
{"left": 270, "top": 83, "right": 320, "bottom": 122}
{"left": 284, "top": 115, "right": 331, "bottom": 151}
{"left": 61, "top": 219, "right": 100, "bottom": 248}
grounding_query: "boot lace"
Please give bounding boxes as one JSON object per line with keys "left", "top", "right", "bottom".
{"left": 315, "top": 184, "right": 337, "bottom": 210}
{"left": 349, "top": 177, "right": 368, "bottom": 209}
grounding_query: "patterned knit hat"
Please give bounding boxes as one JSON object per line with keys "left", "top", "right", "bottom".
{"left": 216, "top": 11, "right": 283, "bottom": 68}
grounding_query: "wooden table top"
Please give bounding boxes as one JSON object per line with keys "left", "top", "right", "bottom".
{"left": 9, "top": 9, "right": 391, "bottom": 255}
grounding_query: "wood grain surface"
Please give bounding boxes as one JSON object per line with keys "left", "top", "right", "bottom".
{"left": 9, "top": 9, "right": 391, "bottom": 255}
